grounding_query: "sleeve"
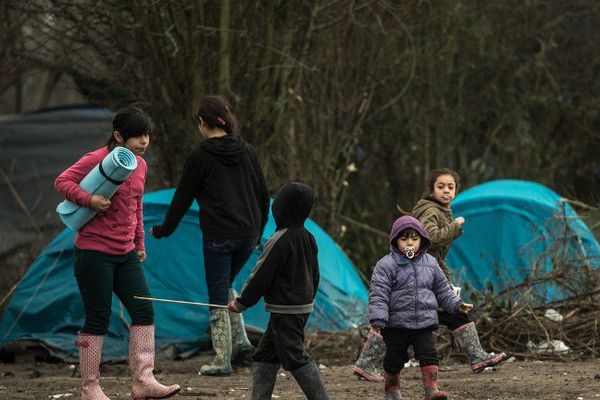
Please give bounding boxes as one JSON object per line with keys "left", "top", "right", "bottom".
{"left": 134, "top": 167, "right": 146, "bottom": 252}
{"left": 311, "top": 238, "right": 320, "bottom": 300}
{"left": 420, "top": 210, "right": 462, "bottom": 248}
{"left": 152, "top": 151, "right": 204, "bottom": 238}
{"left": 249, "top": 145, "right": 270, "bottom": 238}
{"left": 431, "top": 262, "right": 462, "bottom": 314}
{"left": 134, "top": 194, "right": 145, "bottom": 251}
{"left": 235, "top": 234, "right": 286, "bottom": 311}
{"left": 54, "top": 151, "right": 99, "bottom": 207}
{"left": 368, "top": 261, "right": 392, "bottom": 327}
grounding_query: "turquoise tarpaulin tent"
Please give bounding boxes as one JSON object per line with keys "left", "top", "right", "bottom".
{"left": 447, "top": 180, "right": 600, "bottom": 302}
{"left": 0, "top": 189, "right": 368, "bottom": 362}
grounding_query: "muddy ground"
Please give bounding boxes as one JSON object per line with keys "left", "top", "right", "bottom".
{"left": 1, "top": 354, "right": 599, "bottom": 400}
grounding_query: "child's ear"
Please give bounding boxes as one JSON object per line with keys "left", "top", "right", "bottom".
{"left": 113, "top": 130, "right": 125, "bottom": 144}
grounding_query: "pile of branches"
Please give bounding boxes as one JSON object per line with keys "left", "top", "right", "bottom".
{"left": 466, "top": 273, "right": 599, "bottom": 361}
{"left": 461, "top": 209, "right": 600, "bottom": 361}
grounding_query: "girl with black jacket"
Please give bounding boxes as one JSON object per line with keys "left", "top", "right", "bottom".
{"left": 151, "top": 95, "right": 270, "bottom": 376}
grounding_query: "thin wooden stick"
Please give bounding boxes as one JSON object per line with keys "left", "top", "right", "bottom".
{"left": 133, "top": 296, "right": 228, "bottom": 308}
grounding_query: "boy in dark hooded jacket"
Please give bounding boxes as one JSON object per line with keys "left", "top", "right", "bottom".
{"left": 369, "top": 215, "right": 471, "bottom": 400}
{"left": 228, "top": 182, "right": 330, "bottom": 400}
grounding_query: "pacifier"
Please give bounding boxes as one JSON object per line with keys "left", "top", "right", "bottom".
{"left": 405, "top": 246, "right": 415, "bottom": 259}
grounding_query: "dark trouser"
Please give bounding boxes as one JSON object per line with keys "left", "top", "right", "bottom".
{"left": 382, "top": 327, "right": 439, "bottom": 374}
{"left": 253, "top": 313, "right": 311, "bottom": 371}
{"left": 203, "top": 236, "right": 258, "bottom": 306}
{"left": 74, "top": 248, "right": 154, "bottom": 335}
{"left": 438, "top": 310, "right": 471, "bottom": 330}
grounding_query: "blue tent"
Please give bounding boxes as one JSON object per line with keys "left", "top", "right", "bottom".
{"left": 447, "top": 180, "right": 600, "bottom": 302}
{"left": 0, "top": 189, "right": 368, "bottom": 361}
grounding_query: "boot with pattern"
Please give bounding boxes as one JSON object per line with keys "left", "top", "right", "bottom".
{"left": 229, "top": 288, "right": 255, "bottom": 366}
{"left": 352, "top": 330, "right": 385, "bottom": 382}
{"left": 129, "top": 324, "right": 181, "bottom": 400}
{"left": 200, "top": 309, "right": 233, "bottom": 376}
{"left": 384, "top": 372, "right": 402, "bottom": 399}
{"left": 76, "top": 333, "right": 111, "bottom": 400}
{"left": 420, "top": 365, "right": 448, "bottom": 400}
{"left": 452, "top": 322, "right": 508, "bottom": 373}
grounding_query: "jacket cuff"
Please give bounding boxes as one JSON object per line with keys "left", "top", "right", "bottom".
{"left": 453, "top": 302, "right": 463, "bottom": 314}
{"left": 151, "top": 224, "right": 164, "bottom": 238}
{"left": 234, "top": 299, "right": 248, "bottom": 312}
{"left": 84, "top": 192, "right": 94, "bottom": 208}
{"left": 369, "top": 319, "right": 386, "bottom": 328}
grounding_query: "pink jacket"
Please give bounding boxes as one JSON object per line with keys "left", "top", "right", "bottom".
{"left": 55, "top": 146, "right": 147, "bottom": 255}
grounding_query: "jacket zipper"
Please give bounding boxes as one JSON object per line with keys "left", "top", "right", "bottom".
{"left": 413, "top": 262, "right": 418, "bottom": 327}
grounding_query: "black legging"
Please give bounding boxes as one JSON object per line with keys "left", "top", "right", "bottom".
{"left": 74, "top": 248, "right": 154, "bottom": 335}
{"left": 437, "top": 310, "right": 471, "bottom": 331}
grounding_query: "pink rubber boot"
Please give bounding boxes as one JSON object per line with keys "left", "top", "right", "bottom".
{"left": 384, "top": 371, "right": 402, "bottom": 399}
{"left": 129, "top": 324, "right": 180, "bottom": 400}
{"left": 76, "top": 333, "right": 111, "bottom": 400}
{"left": 420, "top": 365, "right": 448, "bottom": 400}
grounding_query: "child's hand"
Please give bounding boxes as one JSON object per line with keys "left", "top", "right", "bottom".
{"left": 227, "top": 300, "right": 241, "bottom": 313}
{"left": 90, "top": 195, "right": 111, "bottom": 212}
{"left": 149, "top": 225, "right": 162, "bottom": 239}
{"left": 370, "top": 326, "right": 382, "bottom": 336}
{"left": 455, "top": 216, "right": 465, "bottom": 227}
{"left": 459, "top": 303, "right": 473, "bottom": 314}
{"left": 137, "top": 251, "right": 147, "bottom": 262}
{"left": 450, "top": 284, "right": 461, "bottom": 297}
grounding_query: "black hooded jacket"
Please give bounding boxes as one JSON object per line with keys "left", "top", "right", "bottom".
{"left": 152, "top": 136, "right": 269, "bottom": 240}
{"left": 235, "top": 182, "right": 319, "bottom": 314}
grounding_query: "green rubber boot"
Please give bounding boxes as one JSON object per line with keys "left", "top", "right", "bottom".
{"left": 200, "top": 309, "right": 232, "bottom": 376}
{"left": 229, "top": 288, "right": 255, "bottom": 366}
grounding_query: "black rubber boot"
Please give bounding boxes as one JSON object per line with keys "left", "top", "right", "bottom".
{"left": 251, "top": 362, "right": 280, "bottom": 400}
{"left": 290, "top": 361, "right": 330, "bottom": 400}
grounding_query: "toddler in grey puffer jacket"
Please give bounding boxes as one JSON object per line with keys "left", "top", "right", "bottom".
{"left": 368, "top": 215, "right": 471, "bottom": 400}
{"left": 369, "top": 216, "right": 465, "bottom": 329}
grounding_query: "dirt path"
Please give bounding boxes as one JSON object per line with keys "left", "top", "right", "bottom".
{"left": 1, "top": 356, "right": 599, "bottom": 399}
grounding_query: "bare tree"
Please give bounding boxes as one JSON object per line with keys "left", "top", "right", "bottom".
{"left": 8, "top": 0, "right": 600, "bottom": 270}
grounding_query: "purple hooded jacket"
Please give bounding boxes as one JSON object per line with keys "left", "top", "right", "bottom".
{"left": 369, "top": 215, "right": 463, "bottom": 329}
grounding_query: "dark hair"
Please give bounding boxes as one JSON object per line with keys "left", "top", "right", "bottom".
{"left": 398, "top": 227, "right": 420, "bottom": 239}
{"left": 106, "top": 107, "right": 152, "bottom": 147}
{"left": 422, "top": 168, "right": 461, "bottom": 198}
{"left": 195, "top": 95, "right": 237, "bottom": 135}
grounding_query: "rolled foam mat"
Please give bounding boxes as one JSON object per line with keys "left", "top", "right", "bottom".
{"left": 56, "top": 147, "right": 138, "bottom": 231}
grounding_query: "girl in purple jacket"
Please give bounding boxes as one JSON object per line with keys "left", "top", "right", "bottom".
{"left": 369, "top": 215, "right": 471, "bottom": 400}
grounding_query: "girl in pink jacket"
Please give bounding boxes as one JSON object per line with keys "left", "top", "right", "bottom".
{"left": 55, "top": 107, "right": 179, "bottom": 400}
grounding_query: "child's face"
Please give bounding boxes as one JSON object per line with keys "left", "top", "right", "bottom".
{"left": 396, "top": 233, "right": 421, "bottom": 258}
{"left": 123, "top": 133, "right": 150, "bottom": 156}
{"left": 432, "top": 174, "right": 457, "bottom": 207}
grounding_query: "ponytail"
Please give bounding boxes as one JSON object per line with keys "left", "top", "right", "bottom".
{"left": 195, "top": 95, "right": 237, "bottom": 135}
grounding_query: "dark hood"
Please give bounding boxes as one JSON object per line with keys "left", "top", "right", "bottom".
{"left": 389, "top": 215, "right": 431, "bottom": 254}
{"left": 272, "top": 182, "right": 314, "bottom": 230}
{"left": 200, "top": 136, "right": 244, "bottom": 165}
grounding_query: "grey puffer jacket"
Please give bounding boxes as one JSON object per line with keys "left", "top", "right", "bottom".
{"left": 369, "top": 215, "right": 463, "bottom": 329}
